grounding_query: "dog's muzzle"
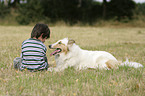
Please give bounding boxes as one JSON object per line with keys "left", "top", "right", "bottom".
{"left": 49, "top": 45, "right": 52, "bottom": 49}
{"left": 49, "top": 45, "right": 62, "bottom": 56}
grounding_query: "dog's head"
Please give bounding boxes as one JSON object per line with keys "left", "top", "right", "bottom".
{"left": 49, "top": 38, "right": 75, "bottom": 56}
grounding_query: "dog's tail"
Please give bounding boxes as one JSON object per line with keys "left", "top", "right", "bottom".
{"left": 120, "top": 58, "right": 144, "bottom": 68}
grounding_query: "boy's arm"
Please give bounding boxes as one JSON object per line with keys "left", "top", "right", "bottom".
{"left": 20, "top": 53, "right": 22, "bottom": 58}
{"left": 44, "top": 55, "right": 48, "bottom": 63}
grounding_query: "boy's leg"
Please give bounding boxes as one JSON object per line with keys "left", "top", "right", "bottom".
{"left": 13, "top": 57, "right": 22, "bottom": 70}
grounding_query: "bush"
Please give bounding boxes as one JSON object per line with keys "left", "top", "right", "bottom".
{"left": 136, "top": 3, "right": 145, "bottom": 15}
{"left": 15, "top": 0, "right": 137, "bottom": 25}
{"left": 108, "top": 0, "right": 136, "bottom": 20}
{"left": 41, "top": 0, "right": 102, "bottom": 25}
{"left": 0, "top": 3, "right": 10, "bottom": 18}
{"left": 16, "top": 0, "right": 44, "bottom": 25}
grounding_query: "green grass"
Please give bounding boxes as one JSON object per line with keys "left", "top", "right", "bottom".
{"left": 0, "top": 26, "right": 145, "bottom": 96}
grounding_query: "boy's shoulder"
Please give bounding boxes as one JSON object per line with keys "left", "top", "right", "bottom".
{"left": 22, "top": 38, "right": 41, "bottom": 43}
{"left": 22, "top": 38, "right": 46, "bottom": 48}
{"left": 22, "top": 38, "right": 31, "bottom": 44}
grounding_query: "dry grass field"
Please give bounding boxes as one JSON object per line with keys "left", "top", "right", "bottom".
{"left": 0, "top": 25, "right": 145, "bottom": 96}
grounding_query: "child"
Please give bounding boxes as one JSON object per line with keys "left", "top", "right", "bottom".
{"left": 14, "top": 23, "right": 50, "bottom": 72}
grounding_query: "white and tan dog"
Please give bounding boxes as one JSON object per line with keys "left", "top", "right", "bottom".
{"left": 49, "top": 38, "right": 143, "bottom": 72}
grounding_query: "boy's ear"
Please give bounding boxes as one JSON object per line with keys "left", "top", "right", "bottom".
{"left": 68, "top": 39, "right": 75, "bottom": 45}
{"left": 40, "top": 33, "right": 44, "bottom": 38}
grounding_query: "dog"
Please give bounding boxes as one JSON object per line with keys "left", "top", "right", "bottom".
{"left": 48, "top": 38, "right": 143, "bottom": 72}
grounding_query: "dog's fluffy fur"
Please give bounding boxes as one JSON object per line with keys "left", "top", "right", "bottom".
{"left": 49, "top": 38, "right": 143, "bottom": 72}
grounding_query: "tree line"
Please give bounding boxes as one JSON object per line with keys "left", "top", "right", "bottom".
{"left": 0, "top": 0, "right": 145, "bottom": 25}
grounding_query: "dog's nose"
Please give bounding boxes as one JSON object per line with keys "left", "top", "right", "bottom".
{"left": 49, "top": 45, "right": 52, "bottom": 48}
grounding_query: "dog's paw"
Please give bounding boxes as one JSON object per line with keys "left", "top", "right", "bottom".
{"left": 47, "top": 67, "right": 54, "bottom": 72}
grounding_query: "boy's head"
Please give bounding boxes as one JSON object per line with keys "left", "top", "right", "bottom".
{"left": 31, "top": 23, "right": 50, "bottom": 42}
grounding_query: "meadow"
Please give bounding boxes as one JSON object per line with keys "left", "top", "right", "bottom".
{"left": 0, "top": 25, "right": 145, "bottom": 96}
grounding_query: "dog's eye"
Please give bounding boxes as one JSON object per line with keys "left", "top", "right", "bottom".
{"left": 58, "top": 42, "right": 61, "bottom": 44}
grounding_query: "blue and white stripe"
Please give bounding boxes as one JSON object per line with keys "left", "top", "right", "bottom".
{"left": 20, "top": 38, "right": 48, "bottom": 70}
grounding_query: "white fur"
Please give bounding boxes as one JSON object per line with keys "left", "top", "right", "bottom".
{"left": 120, "top": 58, "right": 144, "bottom": 68}
{"left": 49, "top": 38, "right": 143, "bottom": 72}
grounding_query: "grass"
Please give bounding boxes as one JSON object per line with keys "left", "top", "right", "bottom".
{"left": 0, "top": 25, "right": 145, "bottom": 96}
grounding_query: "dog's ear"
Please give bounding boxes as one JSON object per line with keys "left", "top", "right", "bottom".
{"left": 68, "top": 39, "right": 75, "bottom": 45}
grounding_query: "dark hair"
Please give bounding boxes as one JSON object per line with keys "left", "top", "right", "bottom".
{"left": 31, "top": 23, "right": 50, "bottom": 39}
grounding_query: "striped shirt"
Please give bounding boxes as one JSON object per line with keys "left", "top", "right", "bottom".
{"left": 20, "top": 38, "right": 48, "bottom": 70}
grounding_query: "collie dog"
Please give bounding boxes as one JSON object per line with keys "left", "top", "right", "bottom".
{"left": 48, "top": 38, "right": 143, "bottom": 72}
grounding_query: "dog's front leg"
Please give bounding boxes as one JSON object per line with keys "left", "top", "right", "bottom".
{"left": 47, "top": 67, "right": 54, "bottom": 72}
{"left": 53, "top": 65, "right": 68, "bottom": 72}
{"left": 47, "top": 67, "right": 60, "bottom": 72}
{"left": 47, "top": 65, "right": 67, "bottom": 72}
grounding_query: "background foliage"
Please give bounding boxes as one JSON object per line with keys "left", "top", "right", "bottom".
{"left": 0, "top": 0, "right": 145, "bottom": 25}
{"left": 0, "top": 3, "right": 10, "bottom": 18}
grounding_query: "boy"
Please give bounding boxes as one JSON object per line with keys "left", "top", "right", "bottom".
{"left": 14, "top": 23, "right": 50, "bottom": 72}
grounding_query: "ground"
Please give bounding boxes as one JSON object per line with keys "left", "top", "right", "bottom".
{"left": 0, "top": 26, "right": 144, "bottom": 96}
